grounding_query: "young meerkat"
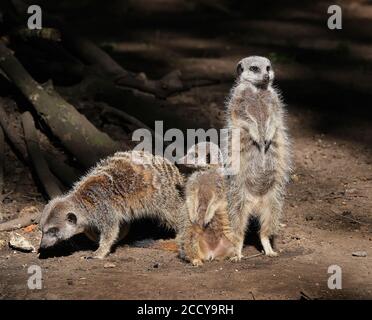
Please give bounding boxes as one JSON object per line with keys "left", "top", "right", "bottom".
{"left": 39, "top": 151, "right": 185, "bottom": 259}
{"left": 177, "top": 143, "right": 239, "bottom": 266}
{"left": 225, "top": 56, "right": 291, "bottom": 258}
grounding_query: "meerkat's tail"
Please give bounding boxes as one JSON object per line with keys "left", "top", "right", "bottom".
{"left": 132, "top": 239, "right": 179, "bottom": 252}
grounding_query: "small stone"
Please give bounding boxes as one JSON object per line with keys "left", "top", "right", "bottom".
{"left": 0, "top": 239, "right": 7, "bottom": 249}
{"left": 305, "top": 215, "right": 314, "bottom": 221}
{"left": 352, "top": 251, "right": 367, "bottom": 257}
{"left": 346, "top": 188, "right": 357, "bottom": 195}
{"left": 9, "top": 232, "right": 35, "bottom": 252}
{"left": 153, "top": 263, "right": 159, "bottom": 268}
{"left": 103, "top": 262, "right": 116, "bottom": 268}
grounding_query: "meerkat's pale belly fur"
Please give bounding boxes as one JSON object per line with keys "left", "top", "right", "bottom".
{"left": 178, "top": 169, "right": 239, "bottom": 266}
{"left": 225, "top": 83, "right": 291, "bottom": 257}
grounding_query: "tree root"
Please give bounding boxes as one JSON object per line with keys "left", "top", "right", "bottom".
{"left": 21, "top": 112, "right": 62, "bottom": 199}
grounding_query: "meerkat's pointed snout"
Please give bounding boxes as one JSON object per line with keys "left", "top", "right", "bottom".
{"left": 39, "top": 229, "right": 59, "bottom": 250}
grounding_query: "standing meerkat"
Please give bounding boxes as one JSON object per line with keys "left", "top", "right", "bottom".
{"left": 39, "top": 151, "right": 185, "bottom": 259}
{"left": 177, "top": 143, "right": 239, "bottom": 266}
{"left": 225, "top": 56, "right": 291, "bottom": 258}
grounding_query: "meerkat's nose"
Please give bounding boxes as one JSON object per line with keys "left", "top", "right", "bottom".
{"left": 263, "top": 74, "right": 270, "bottom": 81}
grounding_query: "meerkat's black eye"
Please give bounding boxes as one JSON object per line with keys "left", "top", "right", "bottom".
{"left": 266, "top": 66, "right": 271, "bottom": 72}
{"left": 236, "top": 63, "right": 243, "bottom": 76}
{"left": 66, "top": 212, "right": 77, "bottom": 224}
{"left": 249, "top": 66, "right": 260, "bottom": 73}
{"left": 47, "top": 227, "right": 59, "bottom": 235}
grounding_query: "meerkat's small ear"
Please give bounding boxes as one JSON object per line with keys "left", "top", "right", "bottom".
{"left": 236, "top": 62, "right": 243, "bottom": 76}
{"left": 66, "top": 212, "right": 77, "bottom": 224}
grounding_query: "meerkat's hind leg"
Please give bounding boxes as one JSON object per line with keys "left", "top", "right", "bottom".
{"left": 225, "top": 233, "right": 244, "bottom": 262}
{"left": 228, "top": 201, "right": 254, "bottom": 262}
{"left": 258, "top": 195, "right": 280, "bottom": 257}
{"left": 260, "top": 205, "right": 278, "bottom": 257}
{"left": 182, "top": 226, "right": 205, "bottom": 267}
{"left": 260, "top": 236, "right": 277, "bottom": 257}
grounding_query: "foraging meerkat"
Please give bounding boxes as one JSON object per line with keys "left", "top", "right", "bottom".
{"left": 39, "top": 151, "right": 185, "bottom": 259}
{"left": 225, "top": 56, "right": 291, "bottom": 258}
{"left": 177, "top": 143, "right": 239, "bottom": 266}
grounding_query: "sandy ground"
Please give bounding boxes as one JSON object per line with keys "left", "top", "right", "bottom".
{"left": 0, "top": 0, "right": 371, "bottom": 299}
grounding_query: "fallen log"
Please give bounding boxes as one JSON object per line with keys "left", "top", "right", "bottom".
{"left": 0, "top": 126, "right": 4, "bottom": 197}
{"left": 21, "top": 112, "right": 62, "bottom": 199}
{"left": 0, "top": 41, "right": 121, "bottom": 168}
{"left": 0, "top": 99, "right": 82, "bottom": 187}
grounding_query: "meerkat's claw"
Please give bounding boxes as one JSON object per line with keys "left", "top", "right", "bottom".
{"left": 91, "top": 248, "right": 110, "bottom": 259}
{"left": 84, "top": 254, "right": 105, "bottom": 260}
{"left": 229, "top": 254, "right": 242, "bottom": 262}
{"left": 83, "top": 254, "right": 104, "bottom": 260}
{"left": 191, "top": 259, "right": 203, "bottom": 267}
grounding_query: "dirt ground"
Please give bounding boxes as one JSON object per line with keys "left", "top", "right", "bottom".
{"left": 0, "top": 0, "right": 371, "bottom": 299}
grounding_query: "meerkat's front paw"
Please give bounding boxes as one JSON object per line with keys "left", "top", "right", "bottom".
{"left": 191, "top": 259, "right": 203, "bottom": 267}
{"left": 229, "top": 253, "right": 243, "bottom": 262}
{"left": 91, "top": 248, "right": 110, "bottom": 259}
{"left": 264, "top": 250, "right": 278, "bottom": 257}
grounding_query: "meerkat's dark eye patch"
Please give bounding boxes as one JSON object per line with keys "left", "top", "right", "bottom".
{"left": 66, "top": 212, "right": 77, "bottom": 224}
{"left": 252, "top": 140, "right": 261, "bottom": 151}
{"left": 236, "top": 63, "right": 243, "bottom": 76}
{"left": 206, "top": 153, "right": 211, "bottom": 164}
{"left": 266, "top": 66, "right": 271, "bottom": 72}
{"left": 264, "top": 140, "right": 272, "bottom": 153}
{"left": 47, "top": 227, "right": 59, "bottom": 235}
{"left": 249, "top": 66, "right": 260, "bottom": 73}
